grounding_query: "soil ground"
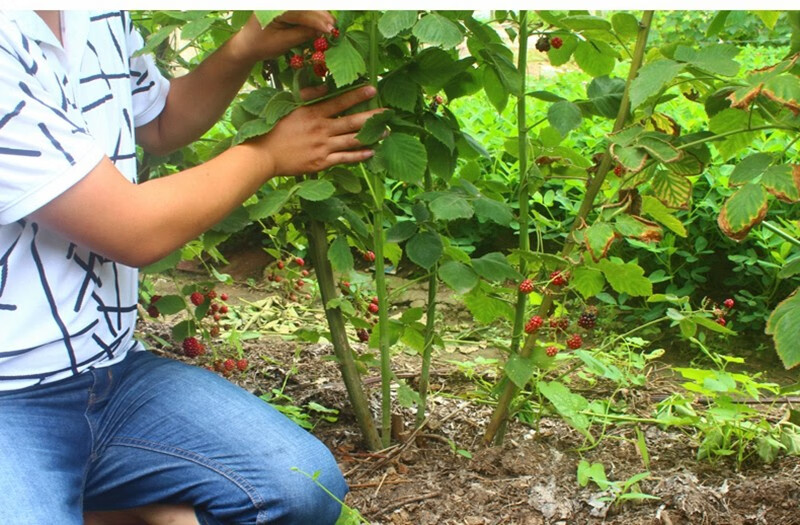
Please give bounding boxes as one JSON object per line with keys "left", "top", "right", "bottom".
{"left": 138, "top": 257, "right": 800, "bottom": 525}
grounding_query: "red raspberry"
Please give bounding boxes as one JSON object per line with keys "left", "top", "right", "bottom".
{"left": 211, "top": 303, "right": 220, "bottom": 313}
{"left": 357, "top": 328, "right": 370, "bottom": 342}
{"left": 312, "top": 62, "right": 328, "bottom": 78}
{"left": 614, "top": 164, "right": 624, "bottom": 176}
{"left": 289, "top": 54, "right": 304, "bottom": 69}
{"left": 311, "top": 50, "right": 326, "bottom": 64}
{"left": 723, "top": 298, "right": 734, "bottom": 309}
{"left": 371, "top": 296, "right": 379, "bottom": 305}
{"left": 434, "top": 94, "right": 444, "bottom": 105}
{"left": 213, "top": 360, "right": 225, "bottom": 372}
{"left": 313, "top": 37, "right": 329, "bottom": 52}
{"left": 223, "top": 359, "right": 235, "bottom": 372}
{"left": 289, "top": 293, "right": 298, "bottom": 302}
{"left": 209, "top": 326, "right": 220, "bottom": 337}
{"left": 331, "top": 28, "right": 340, "bottom": 38}
{"left": 518, "top": 279, "right": 534, "bottom": 294}
{"left": 294, "top": 257, "right": 305, "bottom": 267}
{"left": 213, "top": 313, "right": 221, "bottom": 322}
{"left": 182, "top": 337, "right": 205, "bottom": 358}
{"left": 368, "top": 303, "right": 379, "bottom": 314}
{"left": 550, "top": 37, "right": 563, "bottom": 49}
{"left": 277, "top": 260, "right": 285, "bottom": 270}
{"left": 220, "top": 293, "right": 229, "bottom": 301}
{"left": 296, "top": 279, "right": 305, "bottom": 288}
{"left": 545, "top": 345, "right": 559, "bottom": 357}
{"left": 190, "top": 292, "right": 205, "bottom": 306}
{"left": 550, "top": 270, "right": 567, "bottom": 286}
{"left": 363, "top": 250, "right": 376, "bottom": 262}
{"left": 147, "top": 305, "right": 159, "bottom": 318}
{"left": 716, "top": 317, "right": 727, "bottom": 326}
{"left": 236, "top": 358, "right": 248, "bottom": 372}
{"left": 301, "top": 270, "right": 310, "bottom": 277}
{"left": 150, "top": 295, "right": 161, "bottom": 305}
{"left": 550, "top": 317, "right": 569, "bottom": 332}
{"left": 219, "top": 305, "right": 229, "bottom": 314}
{"left": 274, "top": 276, "right": 283, "bottom": 283}
{"left": 205, "top": 290, "right": 217, "bottom": 300}
{"left": 524, "top": 315, "right": 543, "bottom": 334}
{"left": 566, "top": 334, "right": 583, "bottom": 349}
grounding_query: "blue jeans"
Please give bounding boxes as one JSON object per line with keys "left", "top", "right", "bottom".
{"left": 0, "top": 350, "right": 347, "bottom": 524}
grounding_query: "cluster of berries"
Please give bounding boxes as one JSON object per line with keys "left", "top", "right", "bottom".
{"left": 535, "top": 35, "right": 563, "bottom": 52}
{"left": 267, "top": 256, "right": 312, "bottom": 302}
{"left": 288, "top": 29, "right": 340, "bottom": 78}
{"left": 189, "top": 288, "right": 231, "bottom": 338}
{"left": 714, "top": 297, "right": 735, "bottom": 326}
{"left": 209, "top": 356, "right": 249, "bottom": 376}
{"left": 613, "top": 164, "right": 626, "bottom": 177}
{"left": 577, "top": 306, "right": 598, "bottom": 330}
{"left": 363, "top": 250, "right": 376, "bottom": 263}
{"left": 518, "top": 270, "right": 569, "bottom": 295}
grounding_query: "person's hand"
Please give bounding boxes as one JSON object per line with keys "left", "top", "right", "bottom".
{"left": 249, "top": 85, "right": 384, "bottom": 177}
{"left": 231, "top": 11, "right": 335, "bottom": 64}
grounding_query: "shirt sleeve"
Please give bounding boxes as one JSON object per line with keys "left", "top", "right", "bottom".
{"left": 0, "top": 23, "right": 104, "bottom": 226}
{"left": 125, "top": 13, "right": 170, "bottom": 128}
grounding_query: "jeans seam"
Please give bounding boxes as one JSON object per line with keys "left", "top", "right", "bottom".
{"left": 105, "top": 436, "right": 267, "bottom": 512}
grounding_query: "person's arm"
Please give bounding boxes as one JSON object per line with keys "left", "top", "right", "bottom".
{"left": 136, "top": 11, "right": 334, "bottom": 155}
{"left": 30, "top": 86, "right": 380, "bottom": 268}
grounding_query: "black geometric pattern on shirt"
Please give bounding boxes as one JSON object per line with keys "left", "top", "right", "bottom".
{"left": 0, "top": 344, "right": 111, "bottom": 382}
{"left": 92, "top": 327, "right": 130, "bottom": 360}
{"left": 67, "top": 243, "right": 105, "bottom": 312}
{"left": 0, "top": 100, "right": 40, "bottom": 157}
{"left": 92, "top": 289, "right": 137, "bottom": 337}
{"left": 29, "top": 223, "right": 79, "bottom": 374}
{"left": 83, "top": 41, "right": 130, "bottom": 90}
{"left": 0, "top": 222, "right": 22, "bottom": 312}
{"left": 0, "top": 319, "right": 98, "bottom": 358}
{"left": 109, "top": 129, "right": 136, "bottom": 164}
{"left": 103, "top": 19, "right": 125, "bottom": 63}
{"left": 90, "top": 11, "right": 123, "bottom": 23}
{"left": 18, "top": 81, "right": 86, "bottom": 134}
{"left": 38, "top": 122, "right": 74, "bottom": 165}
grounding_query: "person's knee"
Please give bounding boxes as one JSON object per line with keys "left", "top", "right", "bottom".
{"left": 277, "top": 445, "right": 348, "bottom": 525}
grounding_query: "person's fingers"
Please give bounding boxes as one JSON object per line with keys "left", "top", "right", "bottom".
{"left": 324, "top": 148, "right": 375, "bottom": 168}
{"left": 328, "top": 108, "right": 387, "bottom": 136}
{"left": 276, "top": 11, "right": 335, "bottom": 34}
{"left": 299, "top": 84, "right": 329, "bottom": 102}
{"left": 327, "top": 132, "right": 369, "bottom": 152}
{"left": 316, "top": 86, "right": 378, "bottom": 117}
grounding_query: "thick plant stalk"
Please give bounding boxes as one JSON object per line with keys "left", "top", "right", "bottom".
{"left": 416, "top": 169, "right": 438, "bottom": 427}
{"left": 484, "top": 10, "right": 655, "bottom": 446}
{"left": 306, "top": 218, "right": 382, "bottom": 451}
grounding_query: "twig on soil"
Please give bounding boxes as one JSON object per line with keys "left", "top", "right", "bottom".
{"left": 373, "top": 471, "right": 389, "bottom": 498}
{"left": 375, "top": 491, "right": 442, "bottom": 517}
{"left": 348, "top": 479, "right": 412, "bottom": 489}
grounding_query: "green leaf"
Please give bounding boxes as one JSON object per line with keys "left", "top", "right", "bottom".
{"left": 586, "top": 76, "right": 625, "bottom": 118}
{"left": 325, "top": 36, "right": 366, "bottom": 87}
{"left": 547, "top": 34, "right": 578, "bottom": 67}
{"left": 573, "top": 40, "right": 615, "bottom": 78}
{"left": 706, "top": 11, "right": 730, "bottom": 37}
{"left": 538, "top": 381, "right": 593, "bottom": 441}
{"left": 611, "top": 12, "right": 639, "bottom": 40}
{"left": 181, "top": 18, "right": 215, "bottom": 42}
{"left": 755, "top": 10, "right": 781, "bottom": 30}
{"left": 241, "top": 87, "right": 279, "bottom": 116}
{"left": 709, "top": 109, "right": 762, "bottom": 160}
{"left": 439, "top": 261, "right": 479, "bottom": 294}
{"left": 548, "top": 100, "right": 583, "bottom": 136}
{"left": 424, "top": 114, "right": 456, "bottom": 152}
{"left": 652, "top": 170, "right": 692, "bottom": 209}
{"left": 780, "top": 255, "right": 800, "bottom": 279}
{"left": 296, "top": 179, "right": 335, "bottom": 201}
{"left": 260, "top": 91, "right": 298, "bottom": 128}
{"left": 406, "top": 231, "right": 443, "bottom": 269}
{"left": 425, "top": 138, "right": 457, "bottom": 181}
{"left": 412, "top": 13, "right": 464, "bottom": 49}
{"left": 584, "top": 222, "right": 618, "bottom": 262}
{"left": 473, "top": 197, "right": 513, "bottom": 226}
{"left": 763, "top": 73, "right": 800, "bottom": 113}
{"left": 141, "top": 249, "right": 182, "bottom": 274}
{"left": 380, "top": 76, "right": 419, "bottom": 113}
{"left": 611, "top": 145, "right": 648, "bottom": 172}
{"left": 471, "top": 252, "right": 522, "bottom": 282}
{"left": 328, "top": 236, "right": 353, "bottom": 273}
{"left": 762, "top": 165, "right": 800, "bottom": 203}
{"left": 764, "top": 289, "right": 800, "bottom": 370}
{"left": 430, "top": 193, "right": 474, "bottom": 221}
{"left": 482, "top": 65, "right": 508, "bottom": 113}
{"left": 718, "top": 183, "right": 769, "bottom": 241}
{"left": 137, "top": 24, "right": 179, "bottom": 57}
{"left": 598, "top": 259, "right": 653, "bottom": 297}
{"left": 355, "top": 109, "right": 395, "bottom": 145}
{"left": 153, "top": 294, "right": 186, "bottom": 315}
{"left": 213, "top": 206, "right": 251, "bottom": 233}
{"left": 630, "top": 60, "right": 685, "bottom": 109}
{"left": 378, "top": 10, "right": 417, "bottom": 38}
{"left": 327, "top": 297, "right": 356, "bottom": 316}
{"left": 254, "top": 10, "right": 283, "bottom": 28}
{"left": 233, "top": 119, "right": 271, "bottom": 145}
{"left": 571, "top": 266, "right": 606, "bottom": 299}
{"left": 247, "top": 189, "right": 290, "bottom": 220}
{"left": 642, "top": 195, "right": 687, "bottom": 237}
{"left": 729, "top": 153, "right": 773, "bottom": 186}
{"left": 386, "top": 221, "right": 418, "bottom": 243}
{"left": 674, "top": 44, "right": 740, "bottom": 76}
{"left": 331, "top": 167, "right": 361, "bottom": 194}
{"left": 505, "top": 354, "right": 537, "bottom": 389}
{"left": 561, "top": 15, "right": 612, "bottom": 31}
{"left": 375, "top": 133, "right": 427, "bottom": 183}
{"left": 171, "top": 319, "right": 195, "bottom": 341}
{"left": 384, "top": 243, "right": 402, "bottom": 268}
{"left": 636, "top": 136, "right": 682, "bottom": 164}
{"left": 463, "top": 285, "right": 514, "bottom": 324}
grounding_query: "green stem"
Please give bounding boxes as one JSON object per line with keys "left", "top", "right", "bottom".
{"left": 484, "top": 10, "right": 656, "bottom": 446}
{"left": 762, "top": 221, "right": 800, "bottom": 248}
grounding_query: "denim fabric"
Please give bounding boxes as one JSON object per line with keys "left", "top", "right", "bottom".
{"left": 0, "top": 350, "right": 347, "bottom": 524}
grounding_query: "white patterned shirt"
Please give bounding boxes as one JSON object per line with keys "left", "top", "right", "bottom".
{"left": 0, "top": 11, "right": 170, "bottom": 390}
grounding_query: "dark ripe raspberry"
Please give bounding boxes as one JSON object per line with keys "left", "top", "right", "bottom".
{"left": 289, "top": 54, "right": 304, "bottom": 69}
{"left": 518, "top": 279, "right": 534, "bottom": 294}
{"left": 535, "top": 36, "right": 551, "bottom": 52}
{"left": 294, "top": 257, "right": 305, "bottom": 267}
{"left": 577, "top": 311, "right": 597, "bottom": 330}
{"left": 182, "top": 337, "right": 204, "bottom": 358}
{"left": 723, "top": 298, "right": 734, "bottom": 309}
{"left": 524, "top": 315, "right": 543, "bottom": 334}
{"left": 363, "top": 250, "right": 376, "bottom": 262}
{"left": 357, "top": 328, "right": 370, "bottom": 342}
{"left": 205, "top": 290, "right": 217, "bottom": 300}
{"left": 213, "top": 360, "right": 225, "bottom": 372}
{"left": 236, "top": 358, "right": 248, "bottom": 372}
{"left": 566, "top": 334, "right": 583, "bottom": 349}
{"left": 220, "top": 293, "right": 229, "bottom": 301}
{"left": 211, "top": 303, "right": 220, "bottom": 313}
{"left": 549, "top": 317, "right": 569, "bottom": 332}
{"left": 223, "top": 358, "right": 235, "bottom": 372}
{"left": 549, "top": 270, "right": 567, "bottom": 286}
{"left": 277, "top": 260, "right": 285, "bottom": 270}
{"left": 716, "top": 317, "right": 727, "bottom": 326}
{"left": 368, "top": 302, "right": 379, "bottom": 314}
{"left": 150, "top": 295, "right": 162, "bottom": 305}
{"left": 550, "top": 37, "right": 563, "bottom": 49}
{"left": 312, "top": 63, "right": 328, "bottom": 77}
{"left": 190, "top": 292, "right": 205, "bottom": 306}
{"left": 614, "top": 164, "right": 624, "bottom": 176}
{"left": 147, "top": 305, "right": 160, "bottom": 318}
{"left": 311, "top": 50, "right": 326, "bottom": 64}
{"left": 331, "top": 28, "right": 340, "bottom": 38}
{"left": 546, "top": 345, "right": 559, "bottom": 357}
{"left": 313, "top": 37, "right": 329, "bottom": 52}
